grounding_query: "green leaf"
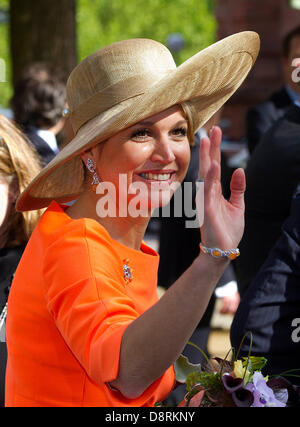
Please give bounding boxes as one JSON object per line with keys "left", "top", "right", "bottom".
{"left": 186, "top": 371, "right": 223, "bottom": 393}
{"left": 186, "top": 371, "right": 203, "bottom": 392}
{"left": 242, "top": 356, "right": 267, "bottom": 372}
{"left": 174, "top": 354, "right": 201, "bottom": 384}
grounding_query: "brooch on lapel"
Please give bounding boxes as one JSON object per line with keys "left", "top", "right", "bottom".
{"left": 123, "top": 258, "right": 133, "bottom": 284}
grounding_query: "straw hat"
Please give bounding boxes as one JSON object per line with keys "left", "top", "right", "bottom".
{"left": 16, "top": 31, "right": 260, "bottom": 211}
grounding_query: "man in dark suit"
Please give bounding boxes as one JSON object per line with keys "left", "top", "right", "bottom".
{"left": 235, "top": 102, "right": 300, "bottom": 297}
{"left": 10, "top": 63, "right": 66, "bottom": 166}
{"left": 231, "top": 185, "right": 300, "bottom": 385}
{"left": 246, "top": 25, "right": 300, "bottom": 154}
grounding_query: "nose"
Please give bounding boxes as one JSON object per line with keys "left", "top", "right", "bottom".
{"left": 150, "top": 136, "right": 176, "bottom": 164}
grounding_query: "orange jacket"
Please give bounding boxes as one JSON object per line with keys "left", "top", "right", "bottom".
{"left": 5, "top": 202, "right": 175, "bottom": 406}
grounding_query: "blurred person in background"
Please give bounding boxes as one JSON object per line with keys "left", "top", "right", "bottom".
{"left": 236, "top": 88, "right": 300, "bottom": 298}
{"left": 231, "top": 184, "right": 300, "bottom": 387}
{"left": 0, "top": 114, "right": 42, "bottom": 406}
{"left": 246, "top": 25, "right": 300, "bottom": 154}
{"left": 10, "top": 62, "right": 66, "bottom": 166}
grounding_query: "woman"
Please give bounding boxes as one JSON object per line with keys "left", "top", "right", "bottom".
{"left": 5, "top": 33, "right": 260, "bottom": 407}
{"left": 0, "top": 114, "right": 42, "bottom": 406}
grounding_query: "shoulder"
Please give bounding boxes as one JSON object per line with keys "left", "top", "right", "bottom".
{"left": 33, "top": 204, "right": 122, "bottom": 280}
{"left": 247, "top": 100, "right": 282, "bottom": 124}
{"left": 45, "top": 216, "right": 120, "bottom": 266}
{"left": 38, "top": 216, "right": 126, "bottom": 301}
{"left": 26, "top": 131, "right": 56, "bottom": 165}
{"left": 247, "top": 87, "right": 291, "bottom": 121}
{"left": 254, "top": 105, "right": 300, "bottom": 150}
{"left": 269, "top": 86, "right": 292, "bottom": 109}
{"left": 269, "top": 106, "right": 300, "bottom": 153}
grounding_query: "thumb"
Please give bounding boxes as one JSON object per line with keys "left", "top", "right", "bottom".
{"left": 229, "top": 168, "right": 246, "bottom": 209}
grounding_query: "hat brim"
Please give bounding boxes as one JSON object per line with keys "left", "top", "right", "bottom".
{"left": 16, "top": 31, "right": 260, "bottom": 212}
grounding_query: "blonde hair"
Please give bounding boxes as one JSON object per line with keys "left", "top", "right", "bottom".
{"left": 180, "top": 102, "right": 195, "bottom": 145}
{"left": 0, "top": 114, "right": 43, "bottom": 247}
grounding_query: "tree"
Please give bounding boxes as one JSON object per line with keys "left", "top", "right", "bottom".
{"left": 10, "top": 0, "right": 77, "bottom": 86}
{"left": 0, "top": 0, "right": 216, "bottom": 108}
{"left": 77, "top": 0, "right": 216, "bottom": 65}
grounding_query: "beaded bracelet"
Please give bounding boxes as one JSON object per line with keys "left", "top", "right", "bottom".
{"left": 199, "top": 243, "right": 240, "bottom": 260}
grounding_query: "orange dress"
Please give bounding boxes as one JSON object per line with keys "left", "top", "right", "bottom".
{"left": 5, "top": 201, "right": 175, "bottom": 406}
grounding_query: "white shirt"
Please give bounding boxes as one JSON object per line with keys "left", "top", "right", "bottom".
{"left": 36, "top": 128, "right": 59, "bottom": 154}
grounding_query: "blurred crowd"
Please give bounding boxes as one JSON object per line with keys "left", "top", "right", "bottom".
{"left": 1, "top": 25, "right": 300, "bottom": 406}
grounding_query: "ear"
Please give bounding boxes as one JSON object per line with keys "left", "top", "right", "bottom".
{"left": 80, "top": 144, "right": 104, "bottom": 166}
{"left": 80, "top": 149, "right": 93, "bottom": 166}
{"left": 8, "top": 179, "right": 19, "bottom": 205}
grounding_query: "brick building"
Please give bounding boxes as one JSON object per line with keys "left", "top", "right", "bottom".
{"left": 216, "top": 0, "right": 300, "bottom": 141}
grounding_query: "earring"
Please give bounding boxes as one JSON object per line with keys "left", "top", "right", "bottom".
{"left": 86, "top": 158, "right": 100, "bottom": 192}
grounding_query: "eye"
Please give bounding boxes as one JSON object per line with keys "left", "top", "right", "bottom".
{"left": 171, "top": 127, "right": 187, "bottom": 138}
{"left": 131, "top": 128, "right": 152, "bottom": 142}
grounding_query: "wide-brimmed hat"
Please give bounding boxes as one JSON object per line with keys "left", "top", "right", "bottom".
{"left": 16, "top": 31, "right": 260, "bottom": 211}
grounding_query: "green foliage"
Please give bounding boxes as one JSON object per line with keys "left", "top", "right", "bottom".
{"left": 242, "top": 356, "right": 268, "bottom": 373}
{"left": 0, "top": 0, "right": 216, "bottom": 108}
{"left": 186, "top": 370, "right": 222, "bottom": 393}
{"left": 77, "top": 0, "right": 216, "bottom": 64}
{"left": 0, "top": 0, "right": 11, "bottom": 108}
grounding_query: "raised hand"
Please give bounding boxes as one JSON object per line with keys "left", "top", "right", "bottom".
{"left": 198, "top": 126, "right": 246, "bottom": 251}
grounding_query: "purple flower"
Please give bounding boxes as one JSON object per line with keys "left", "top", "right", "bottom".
{"left": 221, "top": 374, "right": 243, "bottom": 392}
{"left": 232, "top": 388, "right": 254, "bottom": 407}
{"left": 221, "top": 374, "right": 254, "bottom": 407}
{"left": 245, "top": 372, "right": 287, "bottom": 407}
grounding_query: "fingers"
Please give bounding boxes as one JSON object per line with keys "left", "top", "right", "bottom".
{"left": 203, "top": 160, "right": 221, "bottom": 212}
{"left": 209, "top": 126, "right": 222, "bottom": 165}
{"left": 206, "top": 159, "right": 221, "bottom": 187}
{"left": 198, "top": 126, "right": 222, "bottom": 179}
{"left": 229, "top": 168, "right": 246, "bottom": 209}
{"left": 220, "top": 293, "right": 240, "bottom": 314}
{"left": 198, "top": 136, "right": 211, "bottom": 179}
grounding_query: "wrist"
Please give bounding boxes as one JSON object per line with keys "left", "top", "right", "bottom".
{"left": 199, "top": 243, "right": 240, "bottom": 261}
{"left": 194, "top": 251, "right": 230, "bottom": 280}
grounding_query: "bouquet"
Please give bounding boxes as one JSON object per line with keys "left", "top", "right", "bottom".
{"left": 174, "top": 335, "right": 300, "bottom": 407}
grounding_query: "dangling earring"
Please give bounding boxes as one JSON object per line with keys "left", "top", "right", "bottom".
{"left": 86, "top": 158, "right": 100, "bottom": 192}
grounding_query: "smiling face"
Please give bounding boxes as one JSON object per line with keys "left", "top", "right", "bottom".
{"left": 85, "top": 105, "right": 191, "bottom": 215}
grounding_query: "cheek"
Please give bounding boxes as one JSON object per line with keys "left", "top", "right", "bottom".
{"left": 124, "top": 147, "right": 151, "bottom": 170}
{"left": 97, "top": 144, "right": 152, "bottom": 193}
{"left": 108, "top": 143, "right": 151, "bottom": 172}
{"left": 114, "top": 145, "right": 153, "bottom": 184}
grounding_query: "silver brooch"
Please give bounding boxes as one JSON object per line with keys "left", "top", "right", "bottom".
{"left": 123, "top": 258, "right": 133, "bottom": 284}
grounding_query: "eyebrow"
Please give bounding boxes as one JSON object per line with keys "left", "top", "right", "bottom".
{"left": 136, "top": 119, "right": 188, "bottom": 127}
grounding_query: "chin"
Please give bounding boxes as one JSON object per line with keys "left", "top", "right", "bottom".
{"left": 151, "top": 191, "right": 174, "bottom": 209}
{"left": 126, "top": 188, "right": 176, "bottom": 218}
{"left": 126, "top": 178, "right": 181, "bottom": 217}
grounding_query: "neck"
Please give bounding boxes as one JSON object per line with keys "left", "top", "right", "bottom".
{"left": 98, "top": 215, "right": 150, "bottom": 250}
{"left": 67, "top": 189, "right": 151, "bottom": 251}
{"left": 41, "top": 118, "right": 65, "bottom": 136}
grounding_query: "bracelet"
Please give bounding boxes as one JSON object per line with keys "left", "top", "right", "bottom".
{"left": 199, "top": 243, "right": 240, "bottom": 260}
